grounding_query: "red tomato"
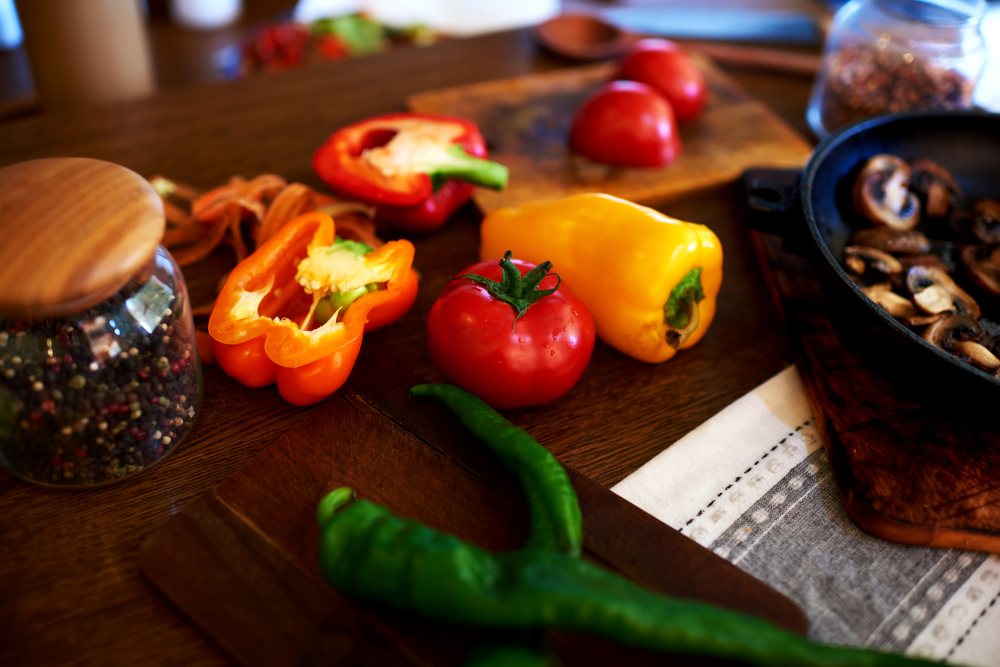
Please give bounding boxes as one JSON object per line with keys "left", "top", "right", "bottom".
{"left": 568, "top": 80, "right": 680, "bottom": 168}
{"left": 426, "top": 257, "right": 596, "bottom": 409}
{"left": 616, "top": 39, "right": 707, "bottom": 123}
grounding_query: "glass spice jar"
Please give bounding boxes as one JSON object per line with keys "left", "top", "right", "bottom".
{"left": 0, "top": 158, "right": 203, "bottom": 488}
{"left": 807, "top": 0, "right": 987, "bottom": 138}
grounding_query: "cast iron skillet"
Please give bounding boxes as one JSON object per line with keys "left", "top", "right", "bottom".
{"left": 742, "top": 110, "right": 1000, "bottom": 406}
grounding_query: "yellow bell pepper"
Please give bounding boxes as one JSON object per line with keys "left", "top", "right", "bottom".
{"left": 480, "top": 193, "right": 722, "bottom": 363}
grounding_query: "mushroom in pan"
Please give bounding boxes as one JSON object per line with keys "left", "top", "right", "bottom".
{"left": 911, "top": 159, "right": 962, "bottom": 218}
{"left": 852, "top": 154, "right": 920, "bottom": 230}
{"left": 921, "top": 314, "right": 1000, "bottom": 374}
{"left": 849, "top": 227, "right": 930, "bottom": 255}
{"left": 922, "top": 314, "right": 983, "bottom": 348}
{"left": 952, "top": 340, "right": 1000, "bottom": 374}
{"left": 905, "top": 265, "right": 980, "bottom": 319}
{"left": 861, "top": 283, "right": 919, "bottom": 319}
{"left": 960, "top": 242, "right": 1000, "bottom": 295}
{"left": 970, "top": 199, "right": 1000, "bottom": 244}
{"left": 843, "top": 245, "right": 902, "bottom": 278}
{"left": 898, "top": 254, "right": 951, "bottom": 274}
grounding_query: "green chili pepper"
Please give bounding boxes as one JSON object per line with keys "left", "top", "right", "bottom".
{"left": 316, "top": 384, "right": 930, "bottom": 667}
{"left": 462, "top": 643, "right": 553, "bottom": 667}
{"left": 410, "top": 382, "right": 581, "bottom": 558}
{"left": 318, "top": 490, "right": 926, "bottom": 667}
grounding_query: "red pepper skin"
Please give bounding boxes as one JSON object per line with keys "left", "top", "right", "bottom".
{"left": 372, "top": 180, "right": 477, "bottom": 233}
{"left": 210, "top": 336, "right": 279, "bottom": 388}
{"left": 274, "top": 339, "right": 363, "bottom": 406}
{"left": 312, "top": 112, "right": 492, "bottom": 233}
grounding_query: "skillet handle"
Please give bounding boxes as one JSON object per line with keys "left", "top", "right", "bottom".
{"left": 741, "top": 168, "right": 811, "bottom": 256}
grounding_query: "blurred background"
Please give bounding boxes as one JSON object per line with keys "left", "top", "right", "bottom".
{"left": 0, "top": 0, "right": 996, "bottom": 123}
{"left": 0, "top": 1, "right": 839, "bottom": 117}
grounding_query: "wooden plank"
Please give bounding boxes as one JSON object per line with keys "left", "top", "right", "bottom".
{"left": 139, "top": 387, "right": 808, "bottom": 666}
{"left": 752, "top": 231, "right": 1000, "bottom": 553}
{"left": 408, "top": 59, "right": 812, "bottom": 213}
{"left": 139, "top": 492, "right": 417, "bottom": 667}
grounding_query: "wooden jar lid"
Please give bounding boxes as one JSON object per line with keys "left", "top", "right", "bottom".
{"left": 0, "top": 158, "right": 165, "bottom": 317}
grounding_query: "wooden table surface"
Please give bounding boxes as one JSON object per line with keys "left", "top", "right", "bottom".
{"left": 0, "top": 25, "right": 819, "bottom": 667}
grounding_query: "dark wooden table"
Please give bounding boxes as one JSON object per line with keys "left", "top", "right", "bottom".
{"left": 0, "top": 26, "right": 818, "bottom": 666}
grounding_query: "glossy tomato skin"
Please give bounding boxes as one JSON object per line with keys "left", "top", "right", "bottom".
{"left": 426, "top": 258, "right": 596, "bottom": 409}
{"left": 568, "top": 80, "right": 680, "bottom": 168}
{"left": 616, "top": 39, "right": 707, "bottom": 123}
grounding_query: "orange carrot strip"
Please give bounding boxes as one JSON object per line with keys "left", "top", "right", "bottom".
{"left": 163, "top": 226, "right": 205, "bottom": 246}
{"left": 162, "top": 199, "right": 194, "bottom": 228}
{"left": 257, "top": 183, "right": 314, "bottom": 245}
{"left": 191, "top": 176, "right": 248, "bottom": 217}
{"left": 150, "top": 175, "right": 203, "bottom": 202}
{"left": 227, "top": 204, "right": 249, "bottom": 263}
{"left": 193, "top": 174, "right": 287, "bottom": 224}
{"left": 329, "top": 213, "right": 384, "bottom": 249}
{"left": 170, "top": 213, "right": 231, "bottom": 266}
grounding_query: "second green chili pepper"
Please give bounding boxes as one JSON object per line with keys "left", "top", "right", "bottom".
{"left": 409, "top": 382, "right": 582, "bottom": 558}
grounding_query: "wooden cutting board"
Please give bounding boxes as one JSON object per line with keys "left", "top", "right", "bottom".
{"left": 752, "top": 231, "right": 1000, "bottom": 554}
{"left": 139, "top": 363, "right": 809, "bottom": 666}
{"left": 408, "top": 59, "right": 812, "bottom": 214}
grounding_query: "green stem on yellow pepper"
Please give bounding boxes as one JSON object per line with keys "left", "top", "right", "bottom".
{"left": 664, "top": 268, "right": 705, "bottom": 348}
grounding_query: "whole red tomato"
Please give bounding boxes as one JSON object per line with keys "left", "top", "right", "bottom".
{"left": 568, "top": 80, "right": 680, "bottom": 168}
{"left": 426, "top": 254, "right": 595, "bottom": 409}
{"left": 616, "top": 39, "right": 707, "bottom": 123}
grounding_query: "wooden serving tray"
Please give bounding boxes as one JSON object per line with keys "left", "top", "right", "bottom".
{"left": 139, "top": 369, "right": 808, "bottom": 666}
{"left": 752, "top": 232, "right": 1000, "bottom": 554}
{"left": 408, "top": 59, "right": 812, "bottom": 214}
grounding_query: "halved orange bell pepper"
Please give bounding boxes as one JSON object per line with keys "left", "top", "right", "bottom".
{"left": 208, "top": 211, "right": 418, "bottom": 405}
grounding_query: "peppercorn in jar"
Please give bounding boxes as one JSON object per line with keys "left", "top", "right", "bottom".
{"left": 0, "top": 158, "right": 203, "bottom": 488}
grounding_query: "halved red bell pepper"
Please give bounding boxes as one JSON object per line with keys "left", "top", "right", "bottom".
{"left": 208, "top": 211, "right": 418, "bottom": 406}
{"left": 312, "top": 112, "right": 508, "bottom": 233}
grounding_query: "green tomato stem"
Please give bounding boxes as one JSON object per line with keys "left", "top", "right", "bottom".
{"left": 457, "top": 251, "right": 561, "bottom": 326}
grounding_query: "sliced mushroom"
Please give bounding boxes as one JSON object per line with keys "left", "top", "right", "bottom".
{"left": 905, "top": 265, "right": 980, "bottom": 318}
{"left": 921, "top": 314, "right": 984, "bottom": 350}
{"left": 911, "top": 159, "right": 962, "bottom": 218}
{"left": 898, "top": 253, "right": 951, "bottom": 274}
{"left": 861, "top": 284, "right": 919, "bottom": 319}
{"left": 971, "top": 199, "right": 1000, "bottom": 244}
{"left": 951, "top": 340, "right": 1000, "bottom": 373}
{"left": 843, "top": 245, "right": 902, "bottom": 277}
{"left": 852, "top": 154, "right": 920, "bottom": 230}
{"left": 849, "top": 226, "right": 930, "bottom": 255}
{"left": 959, "top": 242, "right": 1000, "bottom": 295}
{"left": 899, "top": 312, "right": 950, "bottom": 328}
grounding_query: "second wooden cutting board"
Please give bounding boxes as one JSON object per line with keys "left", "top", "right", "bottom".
{"left": 408, "top": 58, "right": 813, "bottom": 213}
{"left": 140, "top": 360, "right": 808, "bottom": 666}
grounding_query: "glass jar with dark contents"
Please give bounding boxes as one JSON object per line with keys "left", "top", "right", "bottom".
{"left": 807, "top": 0, "right": 987, "bottom": 138}
{"left": 0, "top": 158, "right": 203, "bottom": 488}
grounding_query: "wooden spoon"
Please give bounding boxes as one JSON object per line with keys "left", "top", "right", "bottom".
{"left": 0, "top": 157, "right": 165, "bottom": 317}
{"left": 535, "top": 12, "right": 821, "bottom": 74}
{"left": 534, "top": 13, "right": 640, "bottom": 61}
